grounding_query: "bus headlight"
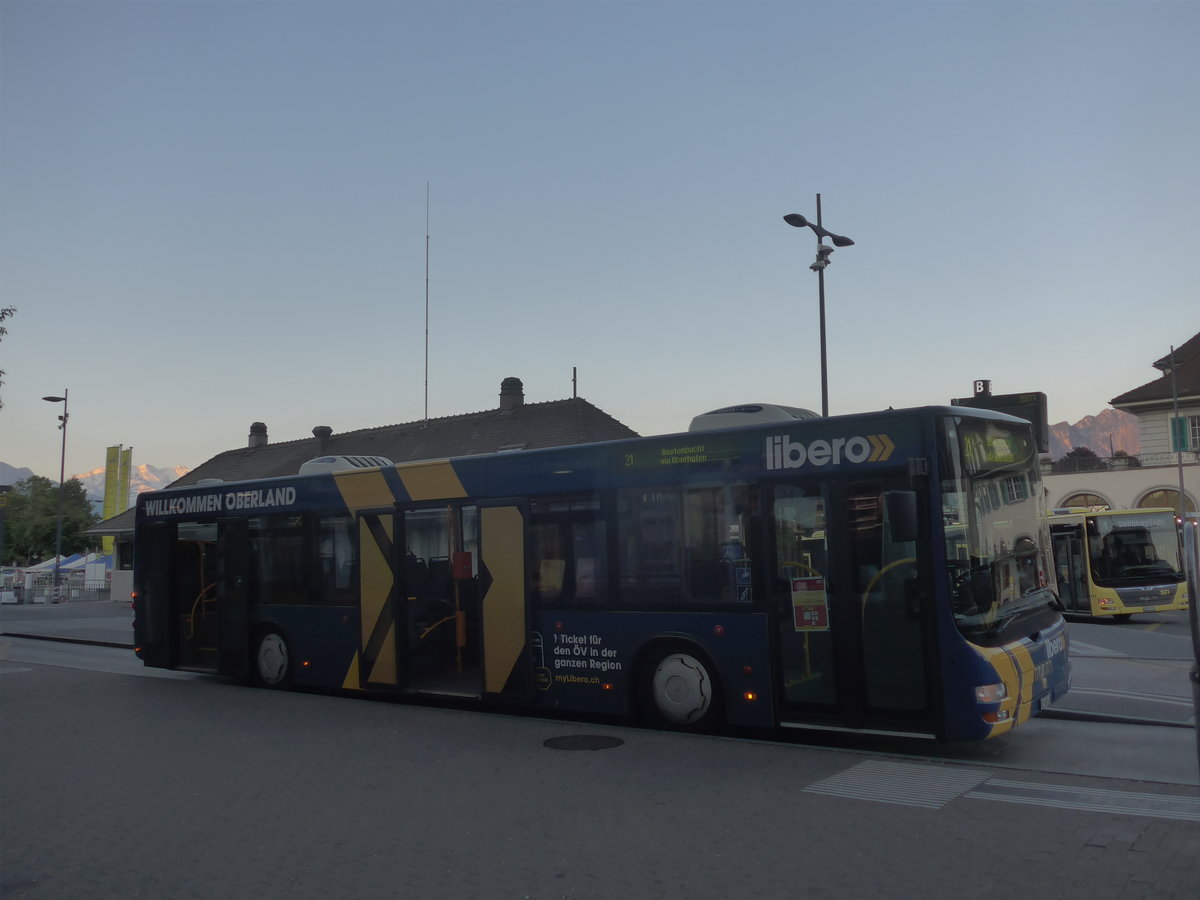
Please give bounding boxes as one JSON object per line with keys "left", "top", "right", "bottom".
{"left": 975, "top": 683, "right": 1008, "bottom": 703}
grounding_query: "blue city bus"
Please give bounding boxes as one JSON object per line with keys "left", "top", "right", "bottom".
{"left": 133, "top": 405, "right": 1070, "bottom": 741}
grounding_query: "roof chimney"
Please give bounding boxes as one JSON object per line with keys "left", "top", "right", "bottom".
{"left": 499, "top": 377, "right": 524, "bottom": 411}
{"left": 312, "top": 425, "right": 333, "bottom": 455}
{"left": 249, "top": 422, "right": 268, "bottom": 449}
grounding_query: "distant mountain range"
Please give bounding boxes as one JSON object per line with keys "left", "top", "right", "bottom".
{"left": 0, "top": 462, "right": 36, "bottom": 486}
{"left": 0, "top": 461, "right": 191, "bottom": 510}
{"left": 1047, "top": 409, "right": 1140, "bottom": 459}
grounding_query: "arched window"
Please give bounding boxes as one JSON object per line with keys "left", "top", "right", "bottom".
{"left": 1058, "top": 492, "right": 1109, "bottom": 510}
{"left": 1137, "top": 489, "right": 1196, "bottom": 513}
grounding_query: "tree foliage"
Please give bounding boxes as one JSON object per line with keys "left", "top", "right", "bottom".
{"left": 1051, "top": 444, "right": 1107, "bottom": 473}
{"left": 1, "top": 476, "right": 99, "bottom": 566}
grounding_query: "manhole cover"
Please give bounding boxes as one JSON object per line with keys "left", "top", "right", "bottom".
{"left": 543, "top": 734, "right": 625, "bottom": 751}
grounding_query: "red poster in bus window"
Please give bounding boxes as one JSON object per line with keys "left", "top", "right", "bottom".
{"left": 792, "top": 577, "right": 830, "bottom": 632}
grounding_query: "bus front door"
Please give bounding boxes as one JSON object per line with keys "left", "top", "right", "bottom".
{"left": 773, "top": 479, "right": 936, "bottom": 737}
{"left": 1051, "top": 529, "right": 1088, "bottom": 612}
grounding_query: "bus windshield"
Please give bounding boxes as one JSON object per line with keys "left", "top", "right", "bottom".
{"left": 1087, "top": 511, "right": 1184, "bottom": 586}
{"left": 941, "top": 417, "right": 1057, "bottom": 643}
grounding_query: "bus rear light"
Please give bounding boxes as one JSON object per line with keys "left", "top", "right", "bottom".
{"left": 713, "top": 624, "right": 725, "bottom": 637}
{"left": 602, "top": 683, "right": 614, "bottom": 691}
{"left": 743, "top": 665, "right": 753, "bottom": 676}
{"left": 301, "top": 660, "right": 311, "bottom": 669}
{"left": 743, "top": 691, "right": 758, "bottom": 703}
{"left": 975, "top": 683, "right": 1008, "bottom": 703}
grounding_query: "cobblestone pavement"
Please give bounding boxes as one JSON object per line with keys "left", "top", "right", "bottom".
{"left": 2, "top": 660, "right": 1198, "bottom": 899}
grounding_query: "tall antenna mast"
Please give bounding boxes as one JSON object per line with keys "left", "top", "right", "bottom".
{"left": 429, "top": 183, "right": 434, "bottom": 427}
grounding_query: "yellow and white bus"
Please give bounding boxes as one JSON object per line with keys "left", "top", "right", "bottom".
{"left": 1048, "top": 508, "right": 1189, "bottom": 620}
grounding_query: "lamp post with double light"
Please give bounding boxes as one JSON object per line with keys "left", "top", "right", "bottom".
{"left": 783, "top": 195, "right": 854, "bottom": 417}
{"left": 42, "top": 390, "right": 69, "bottom": 603}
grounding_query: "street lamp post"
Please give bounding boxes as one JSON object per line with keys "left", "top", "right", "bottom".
{"left": 1153, "top": 347, "right": 1188, "bottom": 519}
{"left": 783, "top": 195, "right": 854, "bottom": 417}
{"left": 42, "top": 390, "right": 69, "bottom": 603}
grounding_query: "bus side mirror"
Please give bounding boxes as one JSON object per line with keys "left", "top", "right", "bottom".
{"left": 886, "top": 491, "right": 919, "bottom": 544}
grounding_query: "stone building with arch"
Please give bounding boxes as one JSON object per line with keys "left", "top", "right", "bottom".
{"left": 1042, "top": 332, "right": 1199, "bottom": 512}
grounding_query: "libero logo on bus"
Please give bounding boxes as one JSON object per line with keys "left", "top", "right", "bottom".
{"left": 765, "top": 433, "right": 895, "bottom": 470}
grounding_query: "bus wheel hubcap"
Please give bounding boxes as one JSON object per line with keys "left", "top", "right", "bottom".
{"left": 652, "top": 653, "right": 710, "bottom": 724}
{"left": 258, "top": 634, "right": 288, "bottom": 684}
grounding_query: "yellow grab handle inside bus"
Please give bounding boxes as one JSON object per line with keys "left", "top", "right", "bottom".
{"left": 860, "top": 557, "right": 917, "bottom": 612}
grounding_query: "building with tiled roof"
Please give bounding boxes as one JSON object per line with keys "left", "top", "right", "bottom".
{"left": 1109, "top": 331, "right": 1200, "bottom": 456}
{"left": 171, "top": 376, "right": 636, "bottom": 487}
{"left": 91, "top": 377, "right": 637, "bottom": 544}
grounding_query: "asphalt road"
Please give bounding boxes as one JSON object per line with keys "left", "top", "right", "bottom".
{"left": 3, "top": 648, "right": 1200, "bottom": 899}
{"left": 2, "top": 599, "right": 1198, "bottom": 784}
{"left": 3, "top": 600, "right": 1200, "bottom": 898}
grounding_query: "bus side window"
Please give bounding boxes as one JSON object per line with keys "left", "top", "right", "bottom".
{"left": 617, "top": 484, "right": 753, "bottom": 607}
{"left": 318, "top": 515, "right": 357, "bottom": 605}
{"left": 250, "top": 515, "right": 309, "bottom": 605}
{"left": 530, "top": 494, "right": 607, "bottom": 608}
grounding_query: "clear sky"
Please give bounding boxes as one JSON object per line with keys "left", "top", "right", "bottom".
{"left": 1, "top": 0, "right": 1196, "bottom": 481}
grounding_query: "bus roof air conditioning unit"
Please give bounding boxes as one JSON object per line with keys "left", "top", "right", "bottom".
{"left": 299, "top": 455, "right": 394, "bottom": 475}
{"left": 688, "top": 404, "right": 821, "bottom": 433}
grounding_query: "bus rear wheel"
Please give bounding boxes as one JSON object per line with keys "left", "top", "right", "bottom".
{"left": 640, "top": 647, "right": 722, "bottom": 731}
{"left": 253, "top": 630, "right": 292, "bottom": 688}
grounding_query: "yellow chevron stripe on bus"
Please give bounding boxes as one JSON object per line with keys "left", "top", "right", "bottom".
{"left": 343, "top": 651, "right": 362, "bottom": 690}
{"left": 398, "top": 461, "right": 468, "bottom": 501}
{"left": 334, "top": 469, "right": 396, "bottom": 512}
{"left": 372, "top": 621, "right": 398, "bottom": 685}
{"left": 358, "top": 514, "right": 397, "bottom": 686}
{"left": 481, "top": 505, "right": 526, "bottom": 693}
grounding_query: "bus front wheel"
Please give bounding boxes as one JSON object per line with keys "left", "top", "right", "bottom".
{"left": 640, "top": 646, "right": 723, "bottom": 731}
{"left": 253, "top": 630, "right": 292, "bottom": 688}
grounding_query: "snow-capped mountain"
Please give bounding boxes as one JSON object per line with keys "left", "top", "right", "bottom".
{"left": 0, "top": 461, "right": 191, "bottom": 509}
{"left": 72, "top": 463, "right": 192, "bottom": 505}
